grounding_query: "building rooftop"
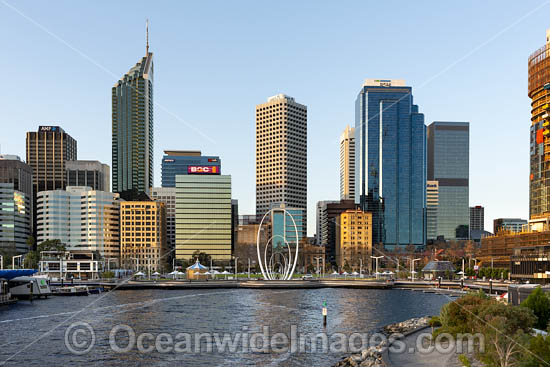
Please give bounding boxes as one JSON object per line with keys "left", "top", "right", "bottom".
{"left": 163, "top": 150, "right": 201, "bottom": 156}
{"left": 363, "top": 79, "right": 406, "bottom": 87}
{"left": 0, "top": 154, "right": 21, "bottom": 161}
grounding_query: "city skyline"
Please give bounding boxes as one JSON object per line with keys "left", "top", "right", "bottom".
{"left": 1, "top": 2, "right": 547, "bottom": 234}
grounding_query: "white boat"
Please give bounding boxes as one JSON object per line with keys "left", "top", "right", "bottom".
{"left": 9, "top": 276, "right": 52, "bottom": 299}
{"left": 52, "top": 285, "right": 89, "bottom": 296}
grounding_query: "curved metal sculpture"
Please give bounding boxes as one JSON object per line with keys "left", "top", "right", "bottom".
{"left": 256, "top": 207, "right": 299, "bottom": 280}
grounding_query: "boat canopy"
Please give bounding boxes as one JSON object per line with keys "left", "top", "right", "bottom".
{"left": 0, "top": 269, "right": 36, "bottom": 280}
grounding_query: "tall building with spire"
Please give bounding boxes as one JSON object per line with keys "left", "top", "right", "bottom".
{"left": 112, "top": 23, "right": 154, "bottom": 200}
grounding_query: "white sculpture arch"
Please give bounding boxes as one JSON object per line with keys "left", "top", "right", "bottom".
{"left": 256, "top": 207, "right": 300, "bottom": 280}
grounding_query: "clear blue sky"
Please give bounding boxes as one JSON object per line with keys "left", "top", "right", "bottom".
{"left": 1, "top": 1, "right": 548, "bottom": 235}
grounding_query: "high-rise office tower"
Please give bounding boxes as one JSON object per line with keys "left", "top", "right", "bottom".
{"left": 26, "top": 126, "right": 77, "bottom": 194}
{"left": 175, "top": 174, "right": 232, "bottom": 260}
{"left": 112, "top": 30, "right": 154, "bottom": 201}
{"left": 355, "top": 79, "right": 426, "bottom": 249}
{"left": 427, "top": 121, "right": 470, "bottom": 240}
{"left": 469, "top": 205, "right": 484, "bottom": 232}
{"left": 150, "top": 187, "right": 176, "bottom": 258}
{"left": 161, "top": 150, "right": 221, "bottom": 187}
{"left": 255, "top": 94, "right": 307, "bottom": 236}
{"left": 340, "top": 125, "right": 355, "bottom": 201}
{"left": 66, "top": 160, "right": 110, "bottom": 192}
{"left": 426, "top": 181, "right": 439, "bottom": 241}
{"left": 0, "top": 155, "right": 33, "bottom": 253}
{"left": 529, "top": 29, "right": 550, "bottom": 219}
{"left": 316, "top": 200, "right": 339, "bottom": 245}
{"left": 37, "top": 186, "right": 120, "bottom": 259}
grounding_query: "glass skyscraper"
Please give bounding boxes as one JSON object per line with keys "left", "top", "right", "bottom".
{"left": 427, "top": 121, "right": 470, "bottom": 240}
{"left": 271, "top": 205, "right": 304, "bottom": 250}
{"left": 112, "top": 46, "right": 154, "bottom": 201}
{"left": 161, "top": 150, "right": 221, "bottom": 188}
{"left": 355, "top": 79, "right": 426, "bottom": 249}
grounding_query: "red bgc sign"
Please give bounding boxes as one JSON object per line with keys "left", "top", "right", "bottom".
{"left": 187, "top": 165, "right": 220, "bottom": 174}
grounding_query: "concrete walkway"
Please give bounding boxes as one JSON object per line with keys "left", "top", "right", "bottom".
{"left": 387, "top": 328, "right": 480, "bottom": 367}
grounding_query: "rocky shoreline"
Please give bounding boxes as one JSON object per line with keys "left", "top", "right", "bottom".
{"left": 331, "top": 316, "right": 431, "bottom": 367}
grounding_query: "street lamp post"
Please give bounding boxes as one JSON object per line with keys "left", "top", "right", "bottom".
{"left": 372, "top": 256, "right": 383, "bottom": 279}
{"left": 359, "top": 258, "right": 363, "bottom": 278}
{"left": 248, "top": 258, "right": 251, "bottom": 280}
{"left": 313, "top": 256, "right": 322, "bottom": 278}
{"left": 234, "top": 257, "right": 238, "bottom": 281}
{"left": 0, "top": 255, "right": 3, "bottom": 270}
{"left": 411, "top": 258, "right": 421, "bottom": 282}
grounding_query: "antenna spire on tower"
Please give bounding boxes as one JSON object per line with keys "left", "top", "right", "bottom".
{"left": 146, "top": 19, "right": 149, "bottom": 55}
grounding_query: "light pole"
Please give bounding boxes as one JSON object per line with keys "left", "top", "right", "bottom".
{"left": 491, "top": 258, "right": 494, "bottom": 269}
{"left": 248, "top": 258, "right": 251, "bottom": 280}
{"left": 131, "top": 257, "right": 139, "bottom": 273}
{"left": 234, "top": 257, "right": 238, "bottom": 281}
{"left": 314, "top": 256, "right": 322, "bottom": 278}
{"left": 12, "top": 255, "right": 23, "bottom": 269}
{"left": 411, "top": 258, "right": 421, "bottom": 282}
{"left": 372, "top": 256, "right": 383, "bottom": 279}
{"left": 0, "top": 255, "right": 3, "bottom": 270}
{"left": 359, "top": 258, "right": 363, "bottom": 278}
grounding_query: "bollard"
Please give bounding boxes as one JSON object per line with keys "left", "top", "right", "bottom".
{"left": 322, "top": 301, "right": 327, "bottom": 326}
{"left": 438, "top": 277, "right": 441, "bottom": 289}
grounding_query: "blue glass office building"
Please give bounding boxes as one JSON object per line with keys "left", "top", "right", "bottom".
{"left": 161, "top": 151, "right": 221, "bottom": 188}
{"left": 271, "top": 206, "right": 304, "bottom": 250}
{"left": 355, "top": 79, "right": 426, "bottom": 249}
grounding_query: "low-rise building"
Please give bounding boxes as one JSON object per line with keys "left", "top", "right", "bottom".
{"left": 335, "top": 208, "right": 372, "bottom": 273}
{"left": 120, "top": 201, "right": 167, "bottom": 272}
{"left": 493, "top": 218, "right": 528, "bottom": 234}
{"left": 510, "top": 245, "right": 550, "bottom": 284}
{"left": 38, "top": 250, "right": 100, "bottom": 280}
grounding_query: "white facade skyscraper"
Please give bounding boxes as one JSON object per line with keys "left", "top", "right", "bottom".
{"left": 255, "top": 94, "right": 307, "bottom": 236}
{"left": 340, "top": 125, "right": 355, "bottom": 201}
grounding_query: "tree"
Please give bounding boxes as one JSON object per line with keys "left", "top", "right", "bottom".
{"left": 24, "top": 239, "right": 66, "bottom": 269}
{"left": 190, "top": 250, "right": 211, "bottom": 266}
{"left": 522, "top": 334, "right": 550, "bottom": 367}
{"left": 521, "top": 287, "right": 550, "bottom": 330}
{"left": 477, "top": 303, "right": 534, "bottom": 367}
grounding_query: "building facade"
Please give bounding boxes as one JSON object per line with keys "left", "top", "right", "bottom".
{"left": 37, "top": 187, "right": 120, "bottom": 259}
{"left": 316, "top": 200, "right": 338, "bottom": 245}
{"left": 529, "top": 29, "right": 550, "bottom": 220}
{"left": 270, "top": 205, "right": 304, "bottom": 250}
{"left": 0, "top": 183, "right": 31, "bottom": 254}
{"left": 120, "top": 201, "right": 166, "bottom": 272}
{"left": 355, "top": 79, "right": 426, "bottom": 249}
{"left": 175, "top": 174, "right": 232, "bottom": 261}
{"left": 427, "top": 121, "right": 470, "bottom": 240}
{"left": 340, "top": 125, "right": 355, "bottom": 201}
{"left": 112, "top": 48, "right": 154, "bottom": 200}
{"left": 26, "top": 126, "right": 77, "bottom": 194}
{"left": 66, "top": 160, "right": 110, "bottom": 192}
{"left": 0, "top": 155, "right": 33, "bottom": 253}
{"left": 335, "top": 208, "right": 373, "bottom": 273}
{"left": 161, "top": 150, "right": 221, "bottom": 188}
{"left": 426, "top": 181, "right": 439, "bottom": 241}
{"left": 256, "top": 94, "right": 307, "bottom": 235}
{"left": 321, "top": 200, "right": 356, "bottom": 266}
{"left": 150, "top": 187, "right": 176, "bottom": 257}
{"left": 493, "top": 218, "right": 528, "bottom": 234}
{"left": 470, "top": 205, "right": 484, "bottom": 232}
